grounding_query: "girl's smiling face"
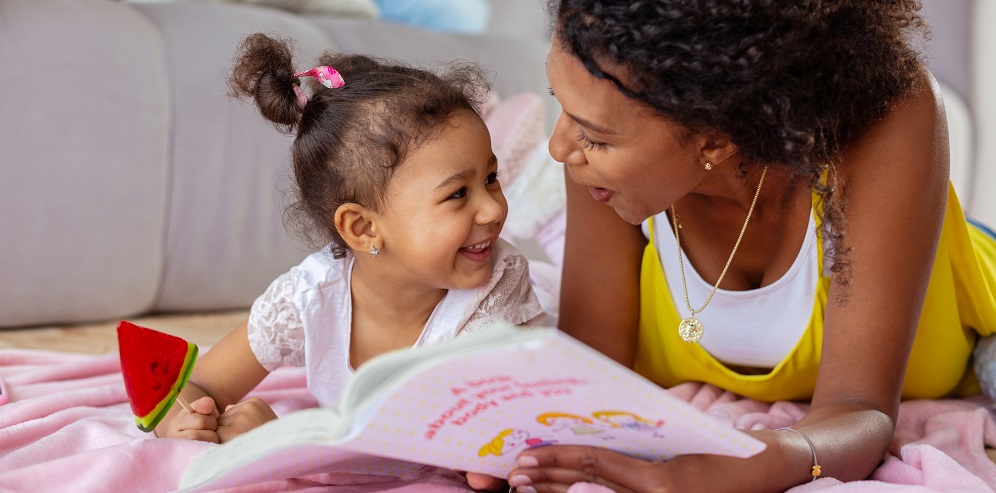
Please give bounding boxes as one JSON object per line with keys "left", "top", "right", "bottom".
{"left": 372, "top": 109, "right": 507, "bottom": 291}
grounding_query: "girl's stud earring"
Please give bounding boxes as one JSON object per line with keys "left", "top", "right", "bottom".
{"left": 704, "top": 161, "right": 713, "bottom": 171}
{"left": 370, "top": 246, "right": 380, "bottom": 257}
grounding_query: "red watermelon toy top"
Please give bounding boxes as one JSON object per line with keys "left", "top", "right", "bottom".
{"left": 117, "top": 321, "right": 198, "bottom": 432}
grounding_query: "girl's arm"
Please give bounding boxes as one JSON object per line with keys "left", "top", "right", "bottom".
{"left": 154, "top": 320, "right": 270, "bottom": 440}
{"left": 510, "top": 68, "right": 948, "bottom": 492}
{"left": 557, "top": 169, "right": 647, "bottom": 367}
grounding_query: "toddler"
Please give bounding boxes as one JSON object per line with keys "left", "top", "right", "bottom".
{"left": 156, "top": 33, "right": 546, "bottom": 443}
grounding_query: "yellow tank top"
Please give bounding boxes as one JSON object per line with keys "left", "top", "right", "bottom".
{"left": 635, "top": 183, "right": 996, "bottom": 401}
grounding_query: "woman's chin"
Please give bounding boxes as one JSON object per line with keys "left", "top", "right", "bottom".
{"left": 611, "top": 204, "right": 650, "bottom": 226}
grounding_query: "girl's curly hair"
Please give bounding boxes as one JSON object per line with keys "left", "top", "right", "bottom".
{"left": 549, "top": 0, "right": 928, "bottom": 291}
{"left": 228, "top": 33, "right": 490, "bottom": 258}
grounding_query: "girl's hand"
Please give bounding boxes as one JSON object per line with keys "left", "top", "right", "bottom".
{"left": 216, "top": 397, "right": 278, "bottom": 443}
{"left": 465, "top": 472, "right": 506, "bottom": 491}
{"left": 162, "top": 395, "right": 220, "bottom": 443}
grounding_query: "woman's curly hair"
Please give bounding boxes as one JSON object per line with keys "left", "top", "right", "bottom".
{"left": 228, "top": 33, "right": 489, "bottom": 258}
{"left": 549, "top": 0, "right": 928, "bottom": 291}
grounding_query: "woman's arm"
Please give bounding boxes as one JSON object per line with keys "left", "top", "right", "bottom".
{"left": 558, "top": 169, "right": 647, "bottom": 367}
{"left": 797, "top": 66, "right": 949, "bottom": 480}
{"left": 510, "top": 68, "right": 949, "bottom": 492}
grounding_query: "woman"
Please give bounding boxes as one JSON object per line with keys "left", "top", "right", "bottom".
{"left": 470, "top": 1, "right": 996, "bottom": 492}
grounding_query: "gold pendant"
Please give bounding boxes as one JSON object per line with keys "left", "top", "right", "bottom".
{"left": 678, "top": 317, "right": 704, "bottom": 343}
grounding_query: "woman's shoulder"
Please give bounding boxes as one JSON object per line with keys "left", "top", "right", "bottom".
{"left": 839, "top": 65, "right": 946, "bottom": 182}
{"left": 886, "top": 65, "right": 945, "bottom": 129}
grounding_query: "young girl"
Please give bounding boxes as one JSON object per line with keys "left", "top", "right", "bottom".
{"left": 155, "top": 33, "right": 546, "bottom": 443}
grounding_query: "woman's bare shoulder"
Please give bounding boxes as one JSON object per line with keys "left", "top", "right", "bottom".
{"left": 838, "top": 65, "right": 948, "bottom": 189}
{"left": 850, "top": 66, "right": 944, "bottom": 157}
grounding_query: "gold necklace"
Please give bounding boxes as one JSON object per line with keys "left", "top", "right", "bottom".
{"left": 670, "top": 165, "right": 768, "bottom": 343}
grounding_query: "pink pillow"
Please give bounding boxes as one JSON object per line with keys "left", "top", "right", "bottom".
{"left": 482, "top": 92, "right": 545, "bottom": 187}
{"left": 483, "top": 92, "right": 566, "bottom": 317}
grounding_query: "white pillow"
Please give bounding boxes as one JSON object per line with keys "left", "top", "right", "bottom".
{"left": 138, "top": 0, "right": 381, "bottom": 17}
{"left": 236, "top": 0, "right": 379, "bottom": 16}
{"left": 938, "top": 80, "right": 973, "bottom": 208}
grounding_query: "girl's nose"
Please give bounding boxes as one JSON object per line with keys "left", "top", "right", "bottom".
{"left": 548, "top": 111, "right": 586, "bottom": 167}
{"left": 476, "top": 190, "right": 507, "bottom": 225}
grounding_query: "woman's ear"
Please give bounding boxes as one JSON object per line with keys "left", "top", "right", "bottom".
{"left": 334, "top": 203, "right": 379, "bottom": 254}
{"left": 698, "top": 131, "right": 740, "bottom": 168}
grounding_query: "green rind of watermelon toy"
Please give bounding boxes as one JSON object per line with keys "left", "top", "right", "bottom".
{"left": 117, "top": 321, "right": 198, "bottom": 432}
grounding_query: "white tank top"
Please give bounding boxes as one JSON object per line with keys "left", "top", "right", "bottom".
{"left": 642, "top": 211, "right": 819, "bottom": 368}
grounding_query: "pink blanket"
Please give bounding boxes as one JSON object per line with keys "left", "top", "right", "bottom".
{"left": 1, "top": 350, "right": 993, "bottom": 493}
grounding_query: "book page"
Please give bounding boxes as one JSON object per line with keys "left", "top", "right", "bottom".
{"left": 179, "top": 329, "right": 542, "bottom": 492}
{"left": 344, "top": 325, "right": 766, "bottom": 477}
{"left": 178, "top": 409, "right": 426, "bottom": 492}
{"left": 339, "top": 324, "right": 549, "bottom": 416}
{"left": 180, "top": 325, "right": 766, "bottom": 490}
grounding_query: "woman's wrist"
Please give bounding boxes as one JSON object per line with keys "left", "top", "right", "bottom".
{"left": 775, "top": 428, "right": 821, "bottom": 481}
{"left": 754, "top": 425, "right": 833, "bottom": 489}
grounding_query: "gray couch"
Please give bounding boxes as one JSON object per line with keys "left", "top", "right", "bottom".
{"left": 1, "top": 0, "right": 988, "bottom": 330}
{"left": 0, "top": 0, "right": 556, "bottom": 328}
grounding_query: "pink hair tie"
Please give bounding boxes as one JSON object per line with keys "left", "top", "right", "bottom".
{"left": 294, "top": 66, "right": 346, "bottom": 89}
{"left": 292, "top": 85, "right": 308, "bottom": 110}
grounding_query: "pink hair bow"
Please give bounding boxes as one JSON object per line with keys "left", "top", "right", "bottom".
{"left": 294, "top": 66, "right": 345, "bottom": 89}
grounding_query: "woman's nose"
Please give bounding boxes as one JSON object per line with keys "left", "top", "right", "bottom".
{"left": 548, "top": 111, "right": 586, "bottom": 167}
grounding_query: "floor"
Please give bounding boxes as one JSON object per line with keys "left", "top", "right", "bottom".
{"left": 0, "top": 310, "right": 247, "bottom": 354}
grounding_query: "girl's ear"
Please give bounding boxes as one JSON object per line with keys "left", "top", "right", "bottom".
{"left": 334, "top": 203, "right": 379, "bottom": 254}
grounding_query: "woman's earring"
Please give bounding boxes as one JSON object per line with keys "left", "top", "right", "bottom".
{"left": 370, "top": 245, "right": 380, "bottom": 257}
{"left": 704, "top": 161, "right": 713, "bottom": 171}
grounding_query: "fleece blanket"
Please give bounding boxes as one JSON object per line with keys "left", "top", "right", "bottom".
{"left": 0, "top": 350, "right": 994, "bottom": 493}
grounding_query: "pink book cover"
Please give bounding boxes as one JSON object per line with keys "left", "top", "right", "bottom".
{"left": 178, "top": 325, "right": 765, "bottom": 492}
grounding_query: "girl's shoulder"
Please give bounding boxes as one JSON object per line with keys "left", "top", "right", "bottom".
{"left": 458, "top": 238, "right": 546, "bottom": 329}
{"left": 491, "top": 237, "right": 528, "bottom": 268}
{"left": 260, "top": 247, "right": 354, "bottom": 304}
{"left": 487, "top": 238, "right": 539, "bottom": 290}
{"left": 293, "top": 247, "right": 354, "bottom": 285}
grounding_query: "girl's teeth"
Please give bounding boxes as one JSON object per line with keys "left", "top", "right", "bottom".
{"left": 464, "top": 241, "right": 491, "bottom": 251}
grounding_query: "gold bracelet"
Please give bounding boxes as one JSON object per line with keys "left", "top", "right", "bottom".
{"left": 776, "top": 427, "right": 821, "bottom": 481}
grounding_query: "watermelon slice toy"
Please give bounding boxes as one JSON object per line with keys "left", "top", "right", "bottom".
{"left": 117, "top": 321, "right": 198, "bottom": 432}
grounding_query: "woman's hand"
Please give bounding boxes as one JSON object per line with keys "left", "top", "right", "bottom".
{"left": 216, "top": 397, "right": 278, "bottom": 443}
{"left": 504, "top": 443, "right": 795, "bottom": 493}
{"left": 506, "top": 446, "right": 661, "bottom": 493}
{"left": 160, "top": 395, "right": 220, "bottom": 443}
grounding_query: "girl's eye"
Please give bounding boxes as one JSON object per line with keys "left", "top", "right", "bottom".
{"left": 576, "top": 129, "right": 604, "bottom": 151}
{"left": 448, "top": 187, "right": 468, "bottom": 200}
{"left": 485, "top": 172, "right": 499, "bottom": 186}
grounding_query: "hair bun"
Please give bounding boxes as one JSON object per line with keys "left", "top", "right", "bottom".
{"left": 228, "top": 33, "right": 303, "bottom": 133}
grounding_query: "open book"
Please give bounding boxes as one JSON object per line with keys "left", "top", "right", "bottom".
{"left": 178, "top": 324, "right": 765, "bottom": 492}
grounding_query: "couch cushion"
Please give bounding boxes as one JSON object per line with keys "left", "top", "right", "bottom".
{"left": 0, "top": 0, "right": 169, "bottom": 327}
{"left": 312, "top": 18, "right": 559, "bottom": 132}
{"left": 133, "top": 2, "right": 335, "bottom": 312}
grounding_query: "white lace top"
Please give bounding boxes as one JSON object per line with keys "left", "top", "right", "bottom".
{"left": 246, "top": 238, "right": 545, "bottom": 408}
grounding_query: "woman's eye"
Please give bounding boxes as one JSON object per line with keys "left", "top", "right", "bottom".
{"left": 485, "top": 172, "right": 499, "bottom": 185}
{"left": 448, "top": 187, "right": 468, "bottom": 200}
{"left": 576, "top": 129, "right": 604, "bottom": 151}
